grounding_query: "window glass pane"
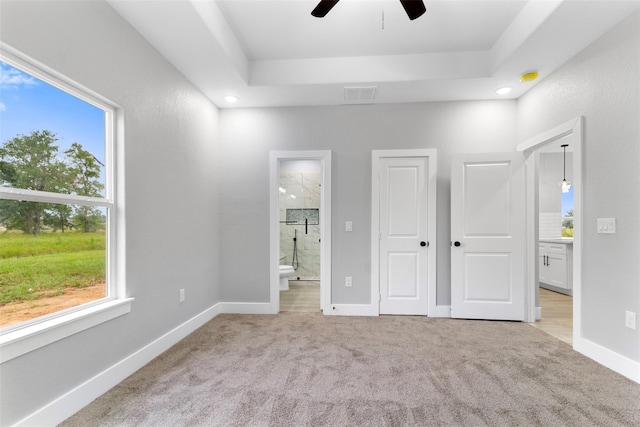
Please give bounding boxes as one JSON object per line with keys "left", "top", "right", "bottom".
{"left": 561, "top": 186, "right": 574, "bottom": 237}
{"left": 0, "top": 61, "right": 105, "bottom": 195}
{"left": 0, "top": 201, "right": 107, "bottom": 328}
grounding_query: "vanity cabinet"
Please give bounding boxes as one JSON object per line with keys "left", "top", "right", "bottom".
{"left": 539, "top": 240, "right": 573, "bottom": 295}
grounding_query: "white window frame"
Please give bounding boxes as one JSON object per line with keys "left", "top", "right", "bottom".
{"left": 0, "top": 45, "right": 131, "bottom": 364}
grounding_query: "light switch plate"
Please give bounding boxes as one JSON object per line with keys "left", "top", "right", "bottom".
{"left": 597, "top": 218, "right": 616, "bottom": 234}
{"left": 345, "top": 221, "right": 353, "bottom": 232}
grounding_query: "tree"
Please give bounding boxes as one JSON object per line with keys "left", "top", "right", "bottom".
{"left": 65, "top": 142, "right": 104, "bottom": 232}
{"left": 0, "top": 130, "right": 68, "bottom": 234}
{"left": 562, "top": 209, "right": 574, "bottom": 229}
{"left": 45, "top": 203, "right": 74, "bottom": 232}
{"left": 0, "top": 131, "right": 104, "bottom": 234}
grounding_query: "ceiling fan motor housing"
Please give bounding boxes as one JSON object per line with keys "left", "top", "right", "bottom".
{"left": 312, "top": 0, "right": 426, "bottom": 20}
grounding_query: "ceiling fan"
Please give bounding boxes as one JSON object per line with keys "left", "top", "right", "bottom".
{"left": 312, "top": 0, "right": 427, "bottom": 20}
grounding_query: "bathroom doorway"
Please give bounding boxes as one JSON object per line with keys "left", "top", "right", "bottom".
{"left": 279, "top": 160, "right": 321, "bottom": 312}
{"left": 269, "top": 151, "right": 332, "bottom": 314}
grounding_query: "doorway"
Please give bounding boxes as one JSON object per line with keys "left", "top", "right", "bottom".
{"left": 533, "top": 143, "right": 574, "bottom": 344}
{"left": 279, "top": 160, "right": 322, "bottom": 312}
{"left": 517, "top": 116, "right": 583, "bottom": 346}
{"left": 269, "top": 151, "right": 332, "bottom": 314}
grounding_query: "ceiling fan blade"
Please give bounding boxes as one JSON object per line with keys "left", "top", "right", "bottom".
{"left": 311, "top": 0, "right": 340, "bottom": 18}
{"left": 399, "top": 0, "right": 426, "bottom": 20}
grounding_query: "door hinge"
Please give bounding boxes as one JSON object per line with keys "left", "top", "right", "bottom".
{"left": 379, "top": 232, "right": 382, "bottom": 240}
{"left": 379, "top": 294, "right": 382, "bottom": 302}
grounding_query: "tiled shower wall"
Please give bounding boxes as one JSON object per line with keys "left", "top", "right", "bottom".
{"left": 279, "top": 172, "right": 321, "bottom": 280}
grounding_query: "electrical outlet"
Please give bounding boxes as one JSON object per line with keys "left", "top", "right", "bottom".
{"left": 625, "top": 311, "right": 636, "bottom": 330}
{"left": 179, "top": 288, "right": 185, "bottom": 302}
{"left": 345, "top": 276, "right": 352, "bottom": 287}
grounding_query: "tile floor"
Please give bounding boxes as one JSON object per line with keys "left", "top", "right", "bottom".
{"left": 279, "top": 281, "right": 321, "bottom": 313}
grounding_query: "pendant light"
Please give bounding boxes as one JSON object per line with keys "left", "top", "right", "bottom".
{"left": 561, "top": 144, "right": 572, "bottom": 193}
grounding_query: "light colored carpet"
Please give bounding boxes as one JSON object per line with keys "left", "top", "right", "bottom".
{"left": 61, "top": 313, "right": 640, "bottom": 426}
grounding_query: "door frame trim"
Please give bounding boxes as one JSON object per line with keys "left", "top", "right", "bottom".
{"left": 371, "top": 149, "right": 438, "bottom": 316}
{"left": 269, "top": 151, "right": 332, "bottom": 314}
{"left": 517, "top": 117, "right": 583, "bottom": 334}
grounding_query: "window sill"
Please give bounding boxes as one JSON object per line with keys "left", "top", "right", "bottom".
{"left": 0, "top": 298, "right": 134, "bottom": 364}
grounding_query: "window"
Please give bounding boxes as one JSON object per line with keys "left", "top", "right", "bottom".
{"left": 0, "top": 47, "right": 129, "bottom": 362}
{"left": 561, "top": 186, "right": 574, "bottom": 237}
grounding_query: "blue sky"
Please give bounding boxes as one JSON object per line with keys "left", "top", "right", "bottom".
{"left": 0, "top": 61, "right": 105, "bottom": 169}
{"left": 562, "top": 186, "right": 574, "bottom": 217}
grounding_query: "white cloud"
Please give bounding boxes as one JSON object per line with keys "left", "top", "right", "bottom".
{"left": 0, "top": 63, "right": 38, "bottom": 89}
{"left": 0, "top": 102, "right": 6, "bottom": 112}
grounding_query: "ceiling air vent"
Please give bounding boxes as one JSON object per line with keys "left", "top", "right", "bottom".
{"left": 344, "top": 86, "right": 377, "bottom": 104}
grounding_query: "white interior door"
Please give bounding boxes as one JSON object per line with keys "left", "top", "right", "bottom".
{"left": 379, "top": 157, "right": 429, "bottom": 315}
{"left": 451, "top": 152, "right": 526, "bottom": 321}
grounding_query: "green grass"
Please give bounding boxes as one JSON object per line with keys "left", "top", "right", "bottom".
{"left": 0, "top": 231, "right": 105, "bottom": 259}
{"left": 0, "top": 232, "right": 106, "bottom": 305}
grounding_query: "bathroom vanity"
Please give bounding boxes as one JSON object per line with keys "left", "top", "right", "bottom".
{"left": 539, "top": 239, "right": 573, "bottom": 295}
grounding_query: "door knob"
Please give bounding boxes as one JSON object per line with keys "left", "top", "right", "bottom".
{"left": 454, "top": 241, "right": 461, "bottom": 247}
{"left": 420, "top": 241, "right": 427, "bottom": 247}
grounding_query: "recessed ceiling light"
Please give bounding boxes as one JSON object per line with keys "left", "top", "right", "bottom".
{"left": 520, "top": 71, "right": 539, "bottom": 82}
{"left": 224, "top": 95, "right": 239, "bottom": 103}
{"left": 496, "top": 87, "right": 512, "bottom": 95}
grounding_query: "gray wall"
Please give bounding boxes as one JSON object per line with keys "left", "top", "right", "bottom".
{"left": 539, "top": 152, "right": 573, "bottom": 213}
{"left": 518, "top": 11, "right": 640, "bottom": 361}
{"left": 0, "top": 1, "right": 221, "bottom": 424}
{"left": 219, "top": 101, "right": 518, "bottom": 305}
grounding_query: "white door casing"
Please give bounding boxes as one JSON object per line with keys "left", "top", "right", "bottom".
{"left": 451, "top": 152, "right": 526, "bottom": 321}
{"left": 270, "top": 151, "right": 332, "bottom": 315}
{"left": 517, "top": 117, "right": 583, "bottom": 339}
{"left": 372, "top": 149, "right": 437, "bottom": 316}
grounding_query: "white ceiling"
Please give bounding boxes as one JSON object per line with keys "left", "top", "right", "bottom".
{"left": 107, "top": 0, "right": 639, "bottom": 109}
{"left": 218, "top": 1, "right": 528, "bottom": 59}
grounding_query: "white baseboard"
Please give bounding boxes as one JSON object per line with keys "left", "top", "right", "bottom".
{"left": 536, "top": 306, "right": 542, "bottom": 320}
{"left": 15, "top": 304, "right": 222, "bottom": 427}
{"left": 325, "top": 304, "right": 452, "bottom": 317}
{"left": 574, "top": 336, "right": 640, "bottom": 384}
{"left": 325, "top": 304, "right": 378, "bottom": 316}
{"left": 430, "top": 305, "right": 451, "bottom": 318}
{"left": 219, "top": 302, "right": 274, "bottom": 314}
